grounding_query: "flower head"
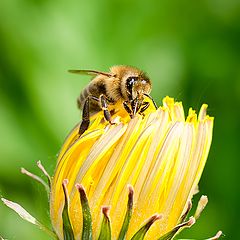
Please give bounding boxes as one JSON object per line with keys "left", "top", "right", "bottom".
{"left": 50, "top": 96, "right": 214, "bottom": 239}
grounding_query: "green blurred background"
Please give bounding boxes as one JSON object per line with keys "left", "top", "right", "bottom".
{"left": 0, "top": 0, "right": 239, "bottom": 239}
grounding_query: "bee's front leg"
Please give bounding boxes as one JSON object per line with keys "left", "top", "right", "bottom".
{"left": 123, "top": 101, "right": 133, "bottom": 118}
{"left": 131, "top": 98, "right": 143, "bottom": 116}
{"left": 139, "top": 101, "right": 150, "bottom": 118}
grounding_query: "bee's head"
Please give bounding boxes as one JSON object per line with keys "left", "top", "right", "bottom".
{"left": 110, "top": 65, "right": 152, "bottom": 101}
{"left": 125, "top": 74, "right": 152, "bottom": 101}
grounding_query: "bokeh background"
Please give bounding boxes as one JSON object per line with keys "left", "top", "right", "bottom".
{"left": 0, "top": 0, "right": 239, "bottom": 239}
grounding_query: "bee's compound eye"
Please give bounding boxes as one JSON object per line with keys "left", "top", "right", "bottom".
{"left": 126, "top": 77, "right": 136, "bottom": 87}
{"left": 126, "top": 76, "right": 137, "bottom": 93}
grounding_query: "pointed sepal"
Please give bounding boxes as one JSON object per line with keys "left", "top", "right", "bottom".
{"left": 158, "top": 217, "right": 195, "bottom": 240}
{"left": 98, "top": 206, "right": 111, "bottom": 240}
{"left": 207, "top": 231, "right": 223, "bottom": 240}
{"left": 131, "top": 214, "right": 162, "bottom": 240}
{"left": 179, "top": 200, "right": 192, "bottom": 224}
{"left": 194, "top": 195, "right": 208, "bottom": 220}
{"left": 178, "top": 230, "right": 223, "bottom": 240}
{"left": 76, "top": 184, "right": 92, "bottom": 240}
{"left": 21, "top": 167, "right": 50, "bottom": 194}
{"left": 117, "top": 185, "right": 134, "bottom": 240}
{"left": 37, "top": 160, "right": 52, "bottom": 187}
{"left": 62, "top": 179, "right": 75, "bottom": 240}
{"left": 1, "top": 198, "right": 57, "bottom": 239}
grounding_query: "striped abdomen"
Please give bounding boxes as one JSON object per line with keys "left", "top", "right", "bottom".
{"left": 77, "top": 78, "right": 111, "bottom": 113}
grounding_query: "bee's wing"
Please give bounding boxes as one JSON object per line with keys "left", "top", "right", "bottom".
{"left": 68, "top": 69, "right": 115, "bottom": 78}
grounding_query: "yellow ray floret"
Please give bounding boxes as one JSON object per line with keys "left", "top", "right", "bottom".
{"left": 50, "top": 96, "right": 214, "bottom": 240}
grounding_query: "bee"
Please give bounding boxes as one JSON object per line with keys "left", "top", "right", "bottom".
{"left": 69, "top": 65, "right": 157, "bottom": 136}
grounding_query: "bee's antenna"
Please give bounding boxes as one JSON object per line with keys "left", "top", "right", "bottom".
{"left": 144, "top": 93, "right": 158, "bottom": 109}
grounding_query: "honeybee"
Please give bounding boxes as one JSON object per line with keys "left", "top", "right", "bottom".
{"left": 69, "top": 65, "right": 157, "bottom": 135}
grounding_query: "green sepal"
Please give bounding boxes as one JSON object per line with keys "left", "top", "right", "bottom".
{"left": 21, "top": 167, "right": 50, "bottom": 194}
{"left": 178, "top": 230, "right": 223, "bottom": 240}
{"left": 131, "top": 214, "right": 161, "bottom": 240}
{"left": 158, "top": 217, "right": 195, "bottom": 240}
{"left": 76, "top": 184, "right": 92, "bottom": 240}
{"left": 1, "top": 198, "right": 57, "bottom": 239}
{"left": 178, "top": 201, "right": 192, "bottom": 224}
{"left": 36, "top": 160, "right": 52, "bottom": 189}
{"left": 98, "top": 207, "right": 111, "bottom": 240}
{"left": 62, "top": 179, "right": 75, "bottom": 240}
{"left": 117, "top": 185, "right": 134, "bottom": 240}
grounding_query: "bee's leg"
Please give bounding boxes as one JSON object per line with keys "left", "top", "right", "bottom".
{"left": 123, "top": 101, "right": 133, "bottom": 118}
{"left": 144, "top": 94, "right": 158, "bottom": 110}
{"left": 139, "top": 101, "right": 150, "bottom": 118}
{"left": 131, "top": 98, "right": 139, "bottom": 116}
{"left": 79, "top": 97, "right": 91, "bottom": 136}
{"left": 133, "top": 98, "right": 144, "bottom": 116}
{"left": 140, "top": 101, "right": 150, "bottom": 111}
{"left": 99, "top": 94, "right": 115, "bottom": 125}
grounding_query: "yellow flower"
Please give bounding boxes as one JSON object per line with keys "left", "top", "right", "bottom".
{"left": 50, "top": 96, "right": 214, "bottom": 240}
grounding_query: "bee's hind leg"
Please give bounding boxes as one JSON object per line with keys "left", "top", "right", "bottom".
{"left": 78, "top": 97, "right": 91, "bottom": 136}
{"left": 99, "top": 94, "right": 115, "bottom": 125}
{"left": 79, "top": 94, "right": 114, "bottom": 136}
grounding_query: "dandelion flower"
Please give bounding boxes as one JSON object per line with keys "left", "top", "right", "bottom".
{"left": 49, "top": 96, "right": 216, "bottom": 239}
